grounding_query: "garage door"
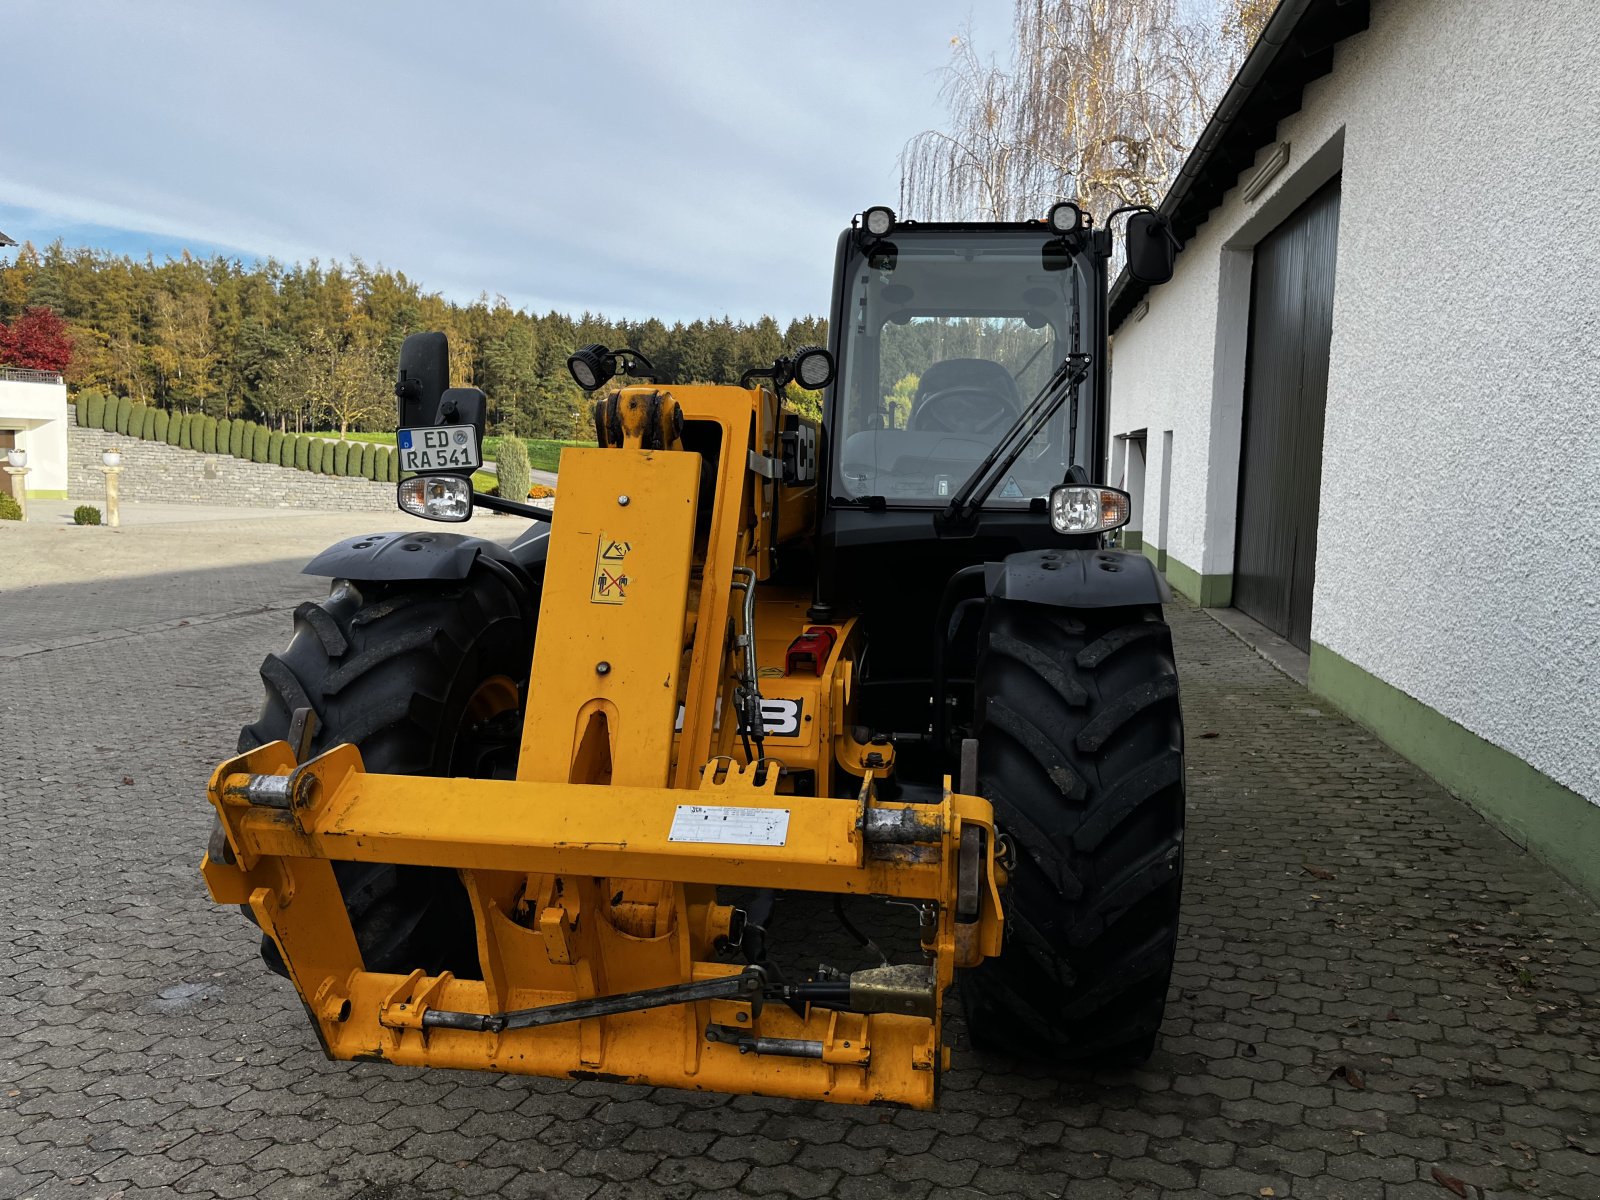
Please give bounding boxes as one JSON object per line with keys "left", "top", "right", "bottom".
{"left": 1234, "top": 177, "right": 1342, "bottom": 651}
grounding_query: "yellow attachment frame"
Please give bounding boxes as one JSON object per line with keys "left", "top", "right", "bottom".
{"left": 201, "top": 382, "right": 1004, "bottom": 1108}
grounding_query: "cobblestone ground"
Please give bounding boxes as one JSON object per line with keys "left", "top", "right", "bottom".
{"left": 2, "top": 559, "right": 1597, "bottom": 1200}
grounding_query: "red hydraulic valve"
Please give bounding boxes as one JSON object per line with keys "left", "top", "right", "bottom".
{"left": 785, "top": 626, "right": 838, "bottom": 676}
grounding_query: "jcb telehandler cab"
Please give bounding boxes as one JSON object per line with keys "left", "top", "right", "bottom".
{"left": 202, "top": 203, "right": 1184, "bottom": 1108}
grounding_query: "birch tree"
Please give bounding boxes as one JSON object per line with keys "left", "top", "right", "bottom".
{"left": 901, "top": 0, "right": 1273, "bottom": 222}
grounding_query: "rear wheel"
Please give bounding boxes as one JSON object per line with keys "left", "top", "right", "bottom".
{"left": 962, "top": 599, "right": 1185, "bottom": 1062}
{"left": 237, "top": 562, "right": 534, "bottom": 978}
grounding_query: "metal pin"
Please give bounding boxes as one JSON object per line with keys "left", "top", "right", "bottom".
{"left": 617, "top": 494, "right": 630, "bottom": 506}
{"left": 596, "top": 661, "right": 612, "bottom": 676}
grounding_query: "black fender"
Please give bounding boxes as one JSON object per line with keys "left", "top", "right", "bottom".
{"left": 303, "top": 527, "right": 548, "bottom": 588}
{"left": 984, "top": 548, "right": 1170, "bottom": 609}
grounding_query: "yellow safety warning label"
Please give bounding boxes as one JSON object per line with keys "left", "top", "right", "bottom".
{"left": 591, "top": 534, "right": 632, "bottom": 604}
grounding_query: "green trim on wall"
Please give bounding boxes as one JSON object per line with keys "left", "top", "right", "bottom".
{"left": 1122, "top": 529, "right": 1142, "bottom": 552}
{"left": 1142, "top": 543, "right": 1233, "bottom": 607}
{"left": 1309, "top": 642, "right": 1600, "bottom": 902}
{"left": 25, "top": 489, "right": 67, "bottom": 500}
{"left": 1163, "top": 553, "right": 1234, "bottom": 608}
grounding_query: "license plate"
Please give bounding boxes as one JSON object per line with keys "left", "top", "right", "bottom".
{"left": 397, "top": 425, "right": 480, "bottom": 472}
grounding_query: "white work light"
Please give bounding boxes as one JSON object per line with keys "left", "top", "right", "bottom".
{"left": 863, "top": 206, "right": 896, "bottom": 238}
{"left": 1048, "top": 484, "right": 1130, "bottom": 534}
{"left": 398, "top": 474, "right": 473, "bottom": 522}
{"left": 1048, "top": 202, "right": 1084, "bottom": 234}
{"left": 792, "top": 345, "right": 836, "bottom": 390}
{"left": 567, "top": 344, "right": 615, "bottom": 393}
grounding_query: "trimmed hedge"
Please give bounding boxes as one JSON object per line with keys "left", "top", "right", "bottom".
{"left": 294, "top": 435, "right": 309, "bottom": 470}
{"left": 166, "top": 411, "right": 182, "bottom": 445}
{"left": 332, "top": 442, "right": 348, "bottom": 476}
{"left": 361, "top": 443, "right": 377, "bottom": 479}
{"left": 308, "top": 439, "right": 325, "bottom": 474}
{"left": 201, "top": 416, "right": 218, "bottom": 454}
{"left": 114, "top": 395, "right": 132, "bottom": 434}
{"left": 225, "top": 418, "right": 242, "bottom": 457}
{"left": 266, "top": 430, "right": 282, "bottom": 466}
{"left": 140, "top": 407, "right": 157, "bottom": 440}
{"left": 153, "top": 410, "right": 170, "bottom": 443}
{"left": 496, "top": 434, "right": 532, "bottom": 504}
{"left": 250, "top": 425, "right": 268, "bottom": 462}
{"left": 81, "top": 391, "right": 106, "bottom": 429}
{"left": 278, "top": 434, "right": 295, "bottom": 468}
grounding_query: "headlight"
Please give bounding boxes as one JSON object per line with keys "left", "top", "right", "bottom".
{"left": 791, "top": 345, "right": 836, "bottom": 389}
{"left": 1048, "top": 484, "right": 1130, "bottom": 534}
{"left": 398, "top": 474, "right": 473, "bottom": 522}
{"left": 863, "top": 205, "right": 896, "bottom": 238}
{"left": 567, "top": 344, "right": 615, "bottom": 392}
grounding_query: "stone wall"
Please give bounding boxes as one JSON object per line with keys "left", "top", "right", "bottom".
{"left": 68, "top": 421, "right": 394, "bottom": 512}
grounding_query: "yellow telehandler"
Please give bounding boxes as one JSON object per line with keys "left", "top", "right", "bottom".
{"left": 202, "top": 204, "right": 1185, "bottom": 1108}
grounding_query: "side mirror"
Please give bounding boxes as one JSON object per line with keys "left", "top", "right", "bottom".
{"left": 396, "top": 332, "right": 450, "bottom": 428}
{"left": 1125, "top": 212, "right": 1178, "bottom": 284}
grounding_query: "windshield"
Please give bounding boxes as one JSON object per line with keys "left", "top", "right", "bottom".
{"left": 831, "top": 229, "right": 1083, "bottom": 507}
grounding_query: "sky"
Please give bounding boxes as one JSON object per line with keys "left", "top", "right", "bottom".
{"left": 0, "top": 0, "right": 1015, "bottom": 325}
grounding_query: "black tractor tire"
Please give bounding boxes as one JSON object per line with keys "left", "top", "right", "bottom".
{"left": 237, "top": 563, "right": 535, "bottom": 979}
{"left": 961, "top": 599, "right": 1185, "bottom": 1063}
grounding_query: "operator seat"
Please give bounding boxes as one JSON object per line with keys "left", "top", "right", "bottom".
{"left": 910, "top": 358, "right": 1022, "bottom": 425}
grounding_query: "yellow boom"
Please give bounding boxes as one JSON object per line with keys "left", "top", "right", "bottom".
{"left": 202, "top": 383, "right": 1004, "bottom": 1108}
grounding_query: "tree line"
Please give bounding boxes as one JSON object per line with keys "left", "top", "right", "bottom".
{"left": 0, "top": 242, "right": 829, "bottom": 438}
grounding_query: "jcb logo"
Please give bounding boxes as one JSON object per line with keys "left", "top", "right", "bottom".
{"left": 760, "top": 698, "right": 802, "bottom": 737}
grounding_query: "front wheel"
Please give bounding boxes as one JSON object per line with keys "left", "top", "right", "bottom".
{"left": 235, "top": 561, "right": 535, "bottom": 977}
{"left": 961, "top": 599, "right": 1185, "bottom": 1063}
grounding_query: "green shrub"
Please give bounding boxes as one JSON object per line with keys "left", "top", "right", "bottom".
{"left": 81, "top": 390, "right": 106, "bottom": 429}
{"left": 250, "top": 424, "right": 268, "bottom": 463}
{"left": 153, "top": 409, "right": 170, "bottom": 443}
{"left": 225, "top": 418, "right": 241, "bottom": 457}
{"left": 167, "top": 412, "right": 183, "bottom": 445}
{"left": 266, "top": 430, "right": 282, "bottom": 465}
{"left": 143, "top": 407, "right": 159, "bottom": 440}
{"left": 324, "top": 441, "right": 340, "bottom": 475}
{"left": 294, "top": 435, "right": 309, "bottom": 470}
{"left": 72, "top": 504, "right": 102, "bottom": 526}
{"left": 308, "top": 439, "right": 325, "bottom": 474}
{"left": 127, "top": 403, "right": 145, "bottom": 438}
{"left": 0, "top": 493, "right": 21, "bottom": 521}
{"left": 114, "top": 395, "right": 133, "bottom": 434}
{"left": 278, "top": 434, "right": 294, "bottom": 467}
{"left": 201, "top": 415, "right": 218, "bottom": 454}
{"left": 177, "top": 414, "right": 192, "bottom": 449}
{"left": 361, "top": 443, "right": 377, "bottom": 479}
{"left": 496, "top": 434, "right": 532, "bottom": 504}
{"left": 332, "top": 442, "right": 348, "bottom": 476}
{"left": 374, "top": 447, "right": 391, "bottom": 482}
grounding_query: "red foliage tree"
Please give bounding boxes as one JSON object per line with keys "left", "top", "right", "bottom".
{"left": 0, "top": 306, "right": 73, "bottom": 373}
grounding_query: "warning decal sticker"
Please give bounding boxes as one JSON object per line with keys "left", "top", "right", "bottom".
{"left": 591, "top": 534, "right": 632, "bottom": 604}
{"left": 669, "top": 805, "right": 790, "bottom": 847}
{"left": 999, "top": 476, "right": 1024, "bottom": 498}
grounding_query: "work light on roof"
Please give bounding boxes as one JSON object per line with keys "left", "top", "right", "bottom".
{"left": 1048, "top": 202, "right": 1084, "bottom": 234}
{"left": 863, "top": 206, "right": 896, "bottom": 238}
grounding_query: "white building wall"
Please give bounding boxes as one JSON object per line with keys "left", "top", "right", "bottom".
{"left": 0, "top": 376, "right": 70, "bottom": 495}
{"left": 1108, "top": 0, "right": 1600, "bottom": 802}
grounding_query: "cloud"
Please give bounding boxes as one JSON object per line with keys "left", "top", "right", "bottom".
{"left": 0, "top": 0, "right": 1008, "bottom": 323}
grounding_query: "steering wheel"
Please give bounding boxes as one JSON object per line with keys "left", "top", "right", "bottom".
{"left": 910, "top": 386, "right": 1021, "bottom": 436}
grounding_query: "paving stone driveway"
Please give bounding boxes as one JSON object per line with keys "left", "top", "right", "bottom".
{"left": 2, "top": 548, "right": 1597, "bottom": 1200}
